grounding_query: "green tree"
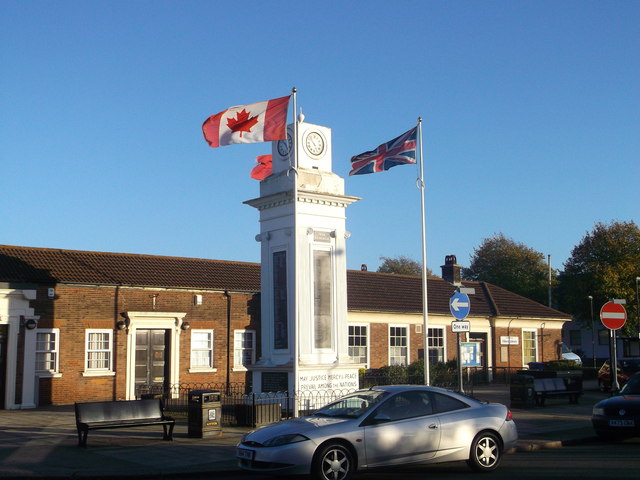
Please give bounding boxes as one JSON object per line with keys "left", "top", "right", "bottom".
{"left": 377, "top": 255, "right": 433, "bottom": 276}
{"left": 558, "top": 221, "right": 640, "bottom": 336}
{"left": 462, "top": 233, "right": 554, "bottom": 304}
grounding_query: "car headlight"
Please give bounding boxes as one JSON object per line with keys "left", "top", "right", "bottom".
{"left": 262, "top": 433, "right": 309, "bottom": 447}
{"left": 592, "top": 407, "right": 604, "bottom": 416}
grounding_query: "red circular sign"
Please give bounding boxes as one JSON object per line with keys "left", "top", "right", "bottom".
{"left": 600, "top": 301, "right": 627, "bottom": 330}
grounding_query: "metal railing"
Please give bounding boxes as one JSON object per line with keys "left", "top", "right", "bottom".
{"left": 135, "top": 366, "right": 527, "bottom": 426}
{"left": 136, "top": 384, "right": 353, "bottom": 427}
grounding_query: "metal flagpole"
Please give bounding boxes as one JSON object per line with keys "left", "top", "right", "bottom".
{"left": 417, "top": 117, "right": 430, "bottom": 386}
{"left": 291, "top": 87, "right": 299, "bottom": 415}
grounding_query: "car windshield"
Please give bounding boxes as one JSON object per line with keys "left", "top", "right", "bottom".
{"left": 620, "top": 375, "right": 640, "bottom": 395}
{"left": 313, "top": 390, "right": 389, "bottom": 418}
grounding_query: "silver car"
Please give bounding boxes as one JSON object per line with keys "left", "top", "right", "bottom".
{"left": 237, "top": 385, "right": 518, "bottom": 479}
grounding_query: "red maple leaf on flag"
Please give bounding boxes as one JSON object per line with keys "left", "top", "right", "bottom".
{"left": 226, "top": 109, "right": 259, "bottom": 137}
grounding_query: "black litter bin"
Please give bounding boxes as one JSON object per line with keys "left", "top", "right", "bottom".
{"left": 188, "top": 390, "right": 222, "bottom": 438}
{"left": 510, "top": 374, "right": 535, "bottom": 408}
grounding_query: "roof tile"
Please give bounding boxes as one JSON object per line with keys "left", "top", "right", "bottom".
{"left": 0, "top": 245, "right": 570, "bottom": 319}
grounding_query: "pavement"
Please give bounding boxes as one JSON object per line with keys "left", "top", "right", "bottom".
{"left": 0, "top": 380, "right": 607, "bottom": 479}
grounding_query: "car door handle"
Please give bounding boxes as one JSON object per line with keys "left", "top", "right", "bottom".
{"left": 428, "top": 423, "right": 438, "bottom": 429}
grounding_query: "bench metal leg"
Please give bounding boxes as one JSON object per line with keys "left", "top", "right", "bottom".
{"left": 163, "top": 423, "right": 175, "bottom": 441}
{"left": 77, "top": 428, "right": 88, "bottom": 448}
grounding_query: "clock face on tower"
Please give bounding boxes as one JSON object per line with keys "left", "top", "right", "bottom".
{"left": 304, "top": 131, "right": 326, "bottom": 157}
{"left": 277, "top": 133, "right": 292, "bottom": 157}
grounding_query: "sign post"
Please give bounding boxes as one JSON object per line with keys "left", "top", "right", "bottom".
{"left": 450, "top": 289, "right": 474, "bottom": 394}
{"left": 600, "top": 300, "right": 627, "bottom": 392}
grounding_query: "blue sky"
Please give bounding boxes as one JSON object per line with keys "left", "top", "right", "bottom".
{"left": 2, "top": 0, "right": 638, "bottom": 274}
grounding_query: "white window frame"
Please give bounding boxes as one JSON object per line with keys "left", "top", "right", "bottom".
{"left": 189, "top": 329, "right": 216, "bottom": 372}
{"left": 233, "top": 329, "right": 256, "bottom": 370}
{"left": 428, "top": 326, "right": 446, "bottom": 364}
{"left": 35, "top": 328, "right": 60, "bottom": 377}
{"left": 83, "top": 329, "right": 115, "bottom": 376}
{"left": 522, "top": 329, "right": 538, "bottom": 366}
{"left": 389, "top": 324, "right": 409, "bottom": 366}
{"left": 348, "top": 323, "right": 369, "bottom": 367}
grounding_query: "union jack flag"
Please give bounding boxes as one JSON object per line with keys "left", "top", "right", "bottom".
{"left": 349, "top": 126, "right": 417, "bottom": 175}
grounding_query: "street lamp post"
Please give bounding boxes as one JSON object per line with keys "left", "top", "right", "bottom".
{"left": 589, "top": 295, "right": 595, "bottom": 368}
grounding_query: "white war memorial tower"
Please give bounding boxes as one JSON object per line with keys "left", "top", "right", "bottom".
{"left": 245, "top": 117, "right": 360, "bottom": 412}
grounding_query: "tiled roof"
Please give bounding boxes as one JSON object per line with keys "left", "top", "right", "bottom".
{"left": 0, "top": 245, "right": 571, "bottom": 319}
{"left": 0, "top": 245, "right": 260, "bottom": 292}
{"left": 345, "top": 270, "right": 571, "bottom": 319}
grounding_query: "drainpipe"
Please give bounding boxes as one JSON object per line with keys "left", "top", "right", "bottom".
{"left": 480, "top": 282, "right": 500, "bottom": 380}
{"left": 224, "top": 290, "right": 231, "bottom": 395}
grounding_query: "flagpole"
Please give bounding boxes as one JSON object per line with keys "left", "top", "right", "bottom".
{"left": 291, "top": 87, "right": 299, "bottom": 415}
{"left": 418, "top": 117, "right": 430, "bottom": 386}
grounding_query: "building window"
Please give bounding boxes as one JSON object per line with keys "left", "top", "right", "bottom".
{"left": 313, "top": 249, "right": 333, "bottom": 350}
{"left": 36, "top": 329, "right": 59, "bottom": 374}
{"left": 191, "top": 330, "right": 214, "bottom": 370}
{"left": 273, "top": 251, "right": 288, "bottom": 350}
{"left": 522, "top": 329, "right": 537, "bottom": 365}
{"left": 389, "top": 325, "right": 408, "bottom": 366}
{"left": 234, "top": 330, "right": 256, "bottom": 368}
{"left": 85, "top": 330, "right": 113, "bottom": 373}
{"left": 348, "top": 324, "right": 368, "bottom": 365}
{"left": 428, "top": 327, "right": 445, "bottom": 364}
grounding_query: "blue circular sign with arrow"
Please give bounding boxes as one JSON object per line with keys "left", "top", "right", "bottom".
{"left": 449, "top": 291, "right": 471, "bottom": 320}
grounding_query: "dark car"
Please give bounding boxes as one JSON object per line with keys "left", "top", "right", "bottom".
{"left": 592, "top": 371, "right": 640, "bottom": 440}
{"left": 597, "top": 358, "right": 640, "bottom": 392}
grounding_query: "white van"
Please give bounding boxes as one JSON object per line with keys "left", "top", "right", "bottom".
{"left": 561, "top": 343, "right": 582, "bottom": 366}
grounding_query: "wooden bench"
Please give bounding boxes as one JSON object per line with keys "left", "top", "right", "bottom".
{"left": 533, "top": 377, "right": 580, "bottom": 406}
{"left": 74, "top": 398, "right": 175, "bottom": 447}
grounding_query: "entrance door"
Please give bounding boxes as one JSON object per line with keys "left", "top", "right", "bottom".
{"left": 469, "top": 332, "right": 487, "bottom": 381}
{"left": 0, "top": 325, "right": 7, "bottom": 409}
{"left": 135, "top": 329, "right": 168, "bottom": 397}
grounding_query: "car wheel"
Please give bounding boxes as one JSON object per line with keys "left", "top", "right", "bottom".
{"left": 467, "top": 431, "right": 502, "bottom": 472}
{"left": 312, "top": 443, "right": 354, "bottom": 480}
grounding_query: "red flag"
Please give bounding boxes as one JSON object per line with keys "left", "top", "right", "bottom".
{"left": 250, "top": 155, "right": 273, "bottom": 180}
{"left": 202, "top": 96, "right": 290, "bottom": 148}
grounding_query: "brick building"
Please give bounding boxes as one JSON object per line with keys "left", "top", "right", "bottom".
{"left": 0, "top": 245, "right": 571, "bottom": 409}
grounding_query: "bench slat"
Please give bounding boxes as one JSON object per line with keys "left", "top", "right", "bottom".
{"left": 532, "top": 376, "right": 581, "bottom": 406}
{"left": 75, "top": 399, "right": 175, "bottom": 447}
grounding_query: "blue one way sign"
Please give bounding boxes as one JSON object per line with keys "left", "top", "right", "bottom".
{"left": 449, "top": 291, "right": 471, "bottom": 320}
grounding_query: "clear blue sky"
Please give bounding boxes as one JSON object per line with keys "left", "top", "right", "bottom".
{"left": 2, "top": 0, "right": 638, "bottom": 274}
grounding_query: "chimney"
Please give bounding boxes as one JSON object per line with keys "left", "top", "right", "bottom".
{"left": 441, "top": 255, "right": 462, "bottom": 285}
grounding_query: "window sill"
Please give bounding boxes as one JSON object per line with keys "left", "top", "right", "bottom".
{"left": 188, "top": 367, "right": 218, "bottom": 373}
{"left": 82, "top": 371, "right": 116, "bottom": 377}
{"left": 36, "top": 372, "right": 62, "bottom": 378}
{"left": 232, "top": 366, "right": 252, "bottom": 372}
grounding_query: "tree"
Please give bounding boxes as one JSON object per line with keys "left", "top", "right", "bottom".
{"left": 377, "top": 255, "right": 433, "bottom": 276}
{"left": 557, "top": 221, "right": 640, "bottom": 336}
{"left": 462, "top": 233, "right": 554, "bottom": 304}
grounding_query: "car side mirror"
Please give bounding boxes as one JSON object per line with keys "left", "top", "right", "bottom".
{"left": 360, "top": 411, "right": 391, "bottom": 427}
{"left": 372, "top": 413, "right": 391, "bottom": 423}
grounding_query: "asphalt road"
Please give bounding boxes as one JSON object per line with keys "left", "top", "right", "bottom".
{"left": 171, "top": 439, "right": 639, "bottom": 480}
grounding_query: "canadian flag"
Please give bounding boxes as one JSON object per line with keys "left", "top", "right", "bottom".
{"left": 202, "top": 95, "right": 290, "bottom": 148}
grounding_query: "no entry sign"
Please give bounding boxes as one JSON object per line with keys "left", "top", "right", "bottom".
{"left": 600, "top": 301, "right": 627, "bottom": 330}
